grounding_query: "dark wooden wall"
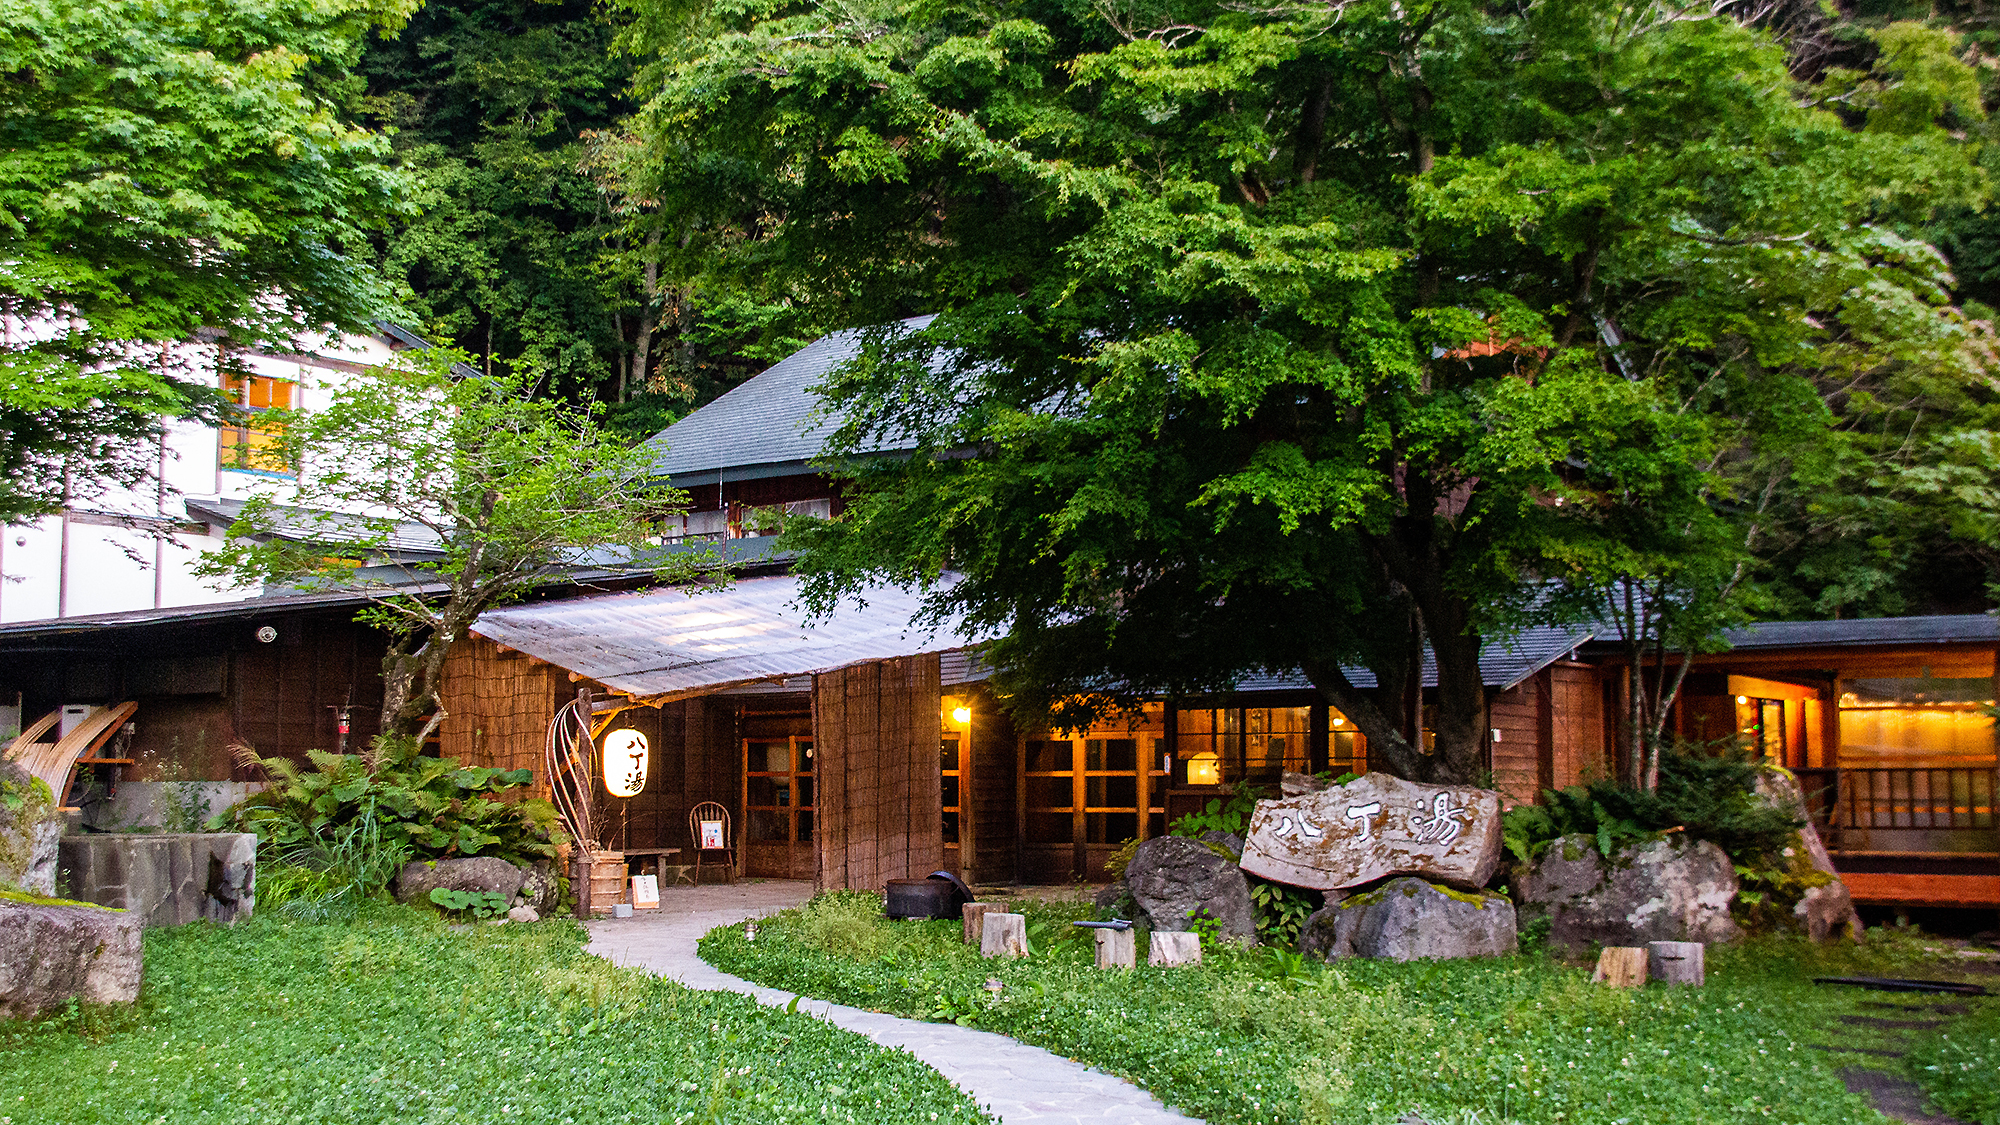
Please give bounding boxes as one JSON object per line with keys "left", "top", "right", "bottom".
{"left": 964, "top": 685, "right": 1017, "bottom": 887}
{"left": 812, "top": 655, "right": 943, "bottom": 891}
{"left": 437, "top": 638, "right": 572, "bottom": 799}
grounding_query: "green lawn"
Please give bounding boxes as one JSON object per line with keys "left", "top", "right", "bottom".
{"left": 700, "top": 891, "right": 1993, "bottom": 1125}
{"left": 0, "top": 907, "right": 989, "bottom": 1125}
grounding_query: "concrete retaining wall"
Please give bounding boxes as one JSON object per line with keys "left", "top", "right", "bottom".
{"left": 57, "top": 833, "right": 257, "bottom": 926}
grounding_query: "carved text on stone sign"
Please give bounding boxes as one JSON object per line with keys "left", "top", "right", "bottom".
{"left": 1270, "top": 793, "right": 1473, "bottom": 846}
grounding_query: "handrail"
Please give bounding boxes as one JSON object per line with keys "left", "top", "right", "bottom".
{"left": 1795, "top": 766, "right": 1998, "bottom": 850}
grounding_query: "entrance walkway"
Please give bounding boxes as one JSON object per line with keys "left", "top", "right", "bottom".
{"left": 585, "top": 881, "right": 1203, "bottom": 1125}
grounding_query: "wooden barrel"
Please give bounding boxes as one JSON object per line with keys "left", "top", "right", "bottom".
{"left": 588, "top": 852, "right": 626, "bottom": 915}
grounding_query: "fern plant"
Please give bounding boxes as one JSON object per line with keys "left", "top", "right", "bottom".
{"left": 220, "top": 735, "right": 564, "bottom": 869}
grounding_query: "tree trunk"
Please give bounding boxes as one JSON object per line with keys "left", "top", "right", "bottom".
{"left": 629, "top": 230, "right": 662, "bottom": 402}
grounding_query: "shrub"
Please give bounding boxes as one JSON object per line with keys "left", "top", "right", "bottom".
{"left": 1167, "top": 782, "right": 1262, "bottom": 838}
{"left": 222, "top": 735, "right": 563, "bottom": 869}
{"left": 1502, "top": 741, "right": 1801, "bottom": 867}
{"left": 792, "top": 890, "right": 902, "bottom": 960}
{"left": 258, "top": 804, "right": 413, "bottom": 921}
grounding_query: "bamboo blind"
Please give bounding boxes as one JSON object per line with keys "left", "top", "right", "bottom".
{"left": 812, "top": 655, "right": 943, "bottom": 891}
{"left": 437, "top": 638, "right": 573, "bottom": 801}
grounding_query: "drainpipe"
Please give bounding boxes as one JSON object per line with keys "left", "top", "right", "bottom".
{"left": 57, "top": 469, "right": 71, "bottom": 618}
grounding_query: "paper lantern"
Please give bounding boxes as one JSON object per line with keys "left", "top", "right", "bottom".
{"left": 602, "top": 729, "right": 649, "bottom": 798}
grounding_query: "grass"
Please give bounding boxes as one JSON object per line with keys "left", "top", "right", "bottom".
{"left": 1907, "top": 986, "right": 2000, "bottom": 1124}
{"left": 700, "top": 892, "right": 1969, "bottom": 1125}
{"left": 0, "top": 904, "right": 988, "bottom": 1125}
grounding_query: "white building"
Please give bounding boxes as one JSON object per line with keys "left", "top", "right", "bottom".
{"left": 0, "top": 326, "right": 440, "bottom": 623}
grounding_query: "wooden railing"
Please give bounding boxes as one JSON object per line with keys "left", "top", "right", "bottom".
{"left": 1795, "top": 766, "right": 1999, "bottom": 854}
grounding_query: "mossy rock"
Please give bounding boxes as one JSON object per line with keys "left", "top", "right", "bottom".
{"left": 0, "top": 761, "right": 60, "bottom": 895}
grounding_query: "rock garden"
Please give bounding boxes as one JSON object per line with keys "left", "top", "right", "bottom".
{"left": 702, "top": 749, "right": 2000, "bottom": 1125}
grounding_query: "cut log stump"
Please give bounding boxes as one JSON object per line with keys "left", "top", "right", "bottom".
{"left": 1149, "top": 931, "right": 1202, "bottom": 967}
{"left": 962, "top": 902, "right": 994, "bottom": 945}
{"left": 1592, "top": 945, "right": 1648, "bottom": 988}
{"left": 1647, "top": 941, "right": 1705, "bottom": 985}
{"left": 980, "top": 912, "right": 1027, "bottom": 959}
{"left": 1094, "top": 927, "right": 1136, "bottom": 969}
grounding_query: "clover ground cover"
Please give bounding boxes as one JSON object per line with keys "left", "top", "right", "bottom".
{"left": 700, "top": 892, "right": 1956, "bottom": 1125}
{"left": 0, "top": 907, "right": 988, "bottom": 1125}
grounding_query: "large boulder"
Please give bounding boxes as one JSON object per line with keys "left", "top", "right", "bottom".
{"left": 0, "top": 897, "right": 143, "bottom": 1019}
{"left": 1755, "top": 771, "right": 1861, "bottom": 942}
{"left": 1240, "top": 772, "right": 1503, "bottom": 892}
{"left": 0, "top": 761, "right": 61, "bottom": 895}
{"left": 396, "top": 856, "right": 530, "bottom": 905}
{"left": 1122, "top": 836, "right": 1256, "bottom": 940}
{"left": 514, "top": 862, "right": 559, "bottom": 915}
{"left": 1519, "top": 834, "right": 1742, "bottom": 952}
{"left": 1299, "top": 877, "right": 1517, "bottom": 962}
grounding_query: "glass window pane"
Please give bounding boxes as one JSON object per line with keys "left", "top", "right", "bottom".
{"left": 749, "top": 741, "right": 789, "bottom": 773}
{"left": 795, "top": 776, "right": 813, "bottom": 809}
{"left": 1027, "top": 740, "right": 1073, "bottom": 773}
{"left": 1088, "top": 812, "right": 1138, "bottom": 844}
{"left": 748, "top": 808, "right": 787, "bottom": 842}
{"left": 1086, "top": 775, "right": 1136, "bottom": 809}
{"left": 797, "top": 810, "right": 813, "bottom": 843}
{"left": 942, "top": 776, "right": 960, "bottom": 809}
{"left": 1026, "top": 775, "right": 1071, "bottom": 810}
{"left": 942, "top": 810, "right": 959, "bottom": 844}
{"left": 1099, "top": 738, "right": 1137, "bottom": 772}
{"left": 746, "top": 776, "right": 783, "bottom": 806}
{"left": 940, "top": 737, "right": 960, "bottom": 771}
{"left": 1026, "top": 811, "right": 1072, "bottom": 843}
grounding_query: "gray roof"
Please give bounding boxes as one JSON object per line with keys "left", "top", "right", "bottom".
{"left": 0, "top": 588, "right": 393, "bottom": 641}
{"left": 1720, "top": 614, "right": 1999, "bottom": 650}
{"left": 640, "top": 316, "right": 935, "bottom": 485}
{"left": 467, "top": 571, "right": 981, "bottom": 702}
{"left": 185, "top": 497, "right": 446, "bottom": 558}
{"left": 1225, "top": 623, "right": 1596, "bottom": 696}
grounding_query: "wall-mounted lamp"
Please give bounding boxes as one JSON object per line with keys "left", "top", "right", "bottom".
{"left": 1735, "top": 695, "right": 1750, "bottom": 705}
{"left": 602, "top": 728, "right": 649, "bottom": 798}
{"left": 950, "top": 706, "right": 972, "bottom": 725}
{"left": 1331, "top": 716, "right": 1345, "bottom": 727}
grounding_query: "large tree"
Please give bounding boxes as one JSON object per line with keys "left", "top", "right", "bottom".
{"left": 0, "top": 0, "right": 413, "bottom": 521}
{"left": 196, "top": 350, "right": 698, "bottom": 737}
{"left": 631, "top": 0, "right": 1988, "bottom": 783}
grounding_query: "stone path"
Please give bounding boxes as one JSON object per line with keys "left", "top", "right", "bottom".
{"left": 585, "top": 881, "right": 1203, "bottom": 1125}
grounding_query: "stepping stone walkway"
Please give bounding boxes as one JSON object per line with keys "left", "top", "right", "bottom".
{"left": 585, "top": 881, "right": 1202, "bottom": 1125}
{"left": 1811, "top": 990, "right": 1980, "bottom": 1125}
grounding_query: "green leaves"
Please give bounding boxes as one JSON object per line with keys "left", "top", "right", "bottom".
{"left": 226, "top": 735, "right": 565, "bottom": 868}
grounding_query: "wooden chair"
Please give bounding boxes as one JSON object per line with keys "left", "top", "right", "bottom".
{"left": 688, "top": 802, "right": 735, "bottom": 884}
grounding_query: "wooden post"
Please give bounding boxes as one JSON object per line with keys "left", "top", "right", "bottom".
{"left": 980, "top": 912, "right": 1027, "bottom": 959}
{"left": 1149, "top": 931, "right": 1202, "bottom": 967}
{"left": 962, "top": 902, "right": 994, "bottom": 945}
{"left": 1592, "top": 946, "right": 1648, "bottom": 988}
{"left": 1647, "top": 941, "right": 1705, "bottom": 986}
{"left": 570, "top": 848, "right": 590, "bottom": 920}
{"left": 1094, "top": 927, "right": 1136, "bottom": 969}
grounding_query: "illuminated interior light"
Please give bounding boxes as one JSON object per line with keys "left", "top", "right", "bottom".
{"left": 1736, "top": 695, "right": 1750, "bottom": 705}
{"left": 951, "top": 706, "right": 972, "bottom": 725}
{"left": 1187, "top": 753, "right": 1221, "bottom": 786}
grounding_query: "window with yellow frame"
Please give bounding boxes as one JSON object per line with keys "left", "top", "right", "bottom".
{"left": 218, "top": 371, "right": 297, "bottom": 476}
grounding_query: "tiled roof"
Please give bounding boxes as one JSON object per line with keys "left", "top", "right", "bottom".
{"left": 640, "top": 316, "right": 936, "bottom": 484}
{"left": 1225, "top": 623, "right": 1596, "bottom": 695}
{"left": 1719, "top": 614, "right": 1998, "bottom": 649}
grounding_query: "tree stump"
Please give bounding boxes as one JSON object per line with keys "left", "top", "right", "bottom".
{"left": 1149, "top": 930, "right": 1202, "bottom": 967}
{"left": 1592, "top": 946, "right": 1648, "bottom": 988}
{"left": 963, "top": 902, "right": 994, "bottom": 945}
{"left": 980, "top": 912, "right": 1027, "bottom": 959}
{"left": 1094, "top": 927, "right": 1136, "bottom": 969}
{"left": 1647, "top": 941, "right": 1705, "bottom": 986}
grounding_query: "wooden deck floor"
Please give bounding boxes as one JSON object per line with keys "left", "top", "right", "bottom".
{"left": 1840, "top": 871, "right": 2000, "bottom": 909}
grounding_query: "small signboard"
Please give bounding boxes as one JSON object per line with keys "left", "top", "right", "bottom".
{"left": 630, "top": 873, "right": 660, "bottom": 910}
{"left": 699, "top": 819, "right": 725, "bottom": 850}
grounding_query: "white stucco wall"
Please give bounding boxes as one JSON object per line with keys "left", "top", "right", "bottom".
{"left": 0, "top": 331, "right": 410, "bottom": 623}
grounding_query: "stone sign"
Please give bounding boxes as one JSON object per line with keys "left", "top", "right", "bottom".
{"left": 1238, "top": 772, "right": 1503, "bottom": 891}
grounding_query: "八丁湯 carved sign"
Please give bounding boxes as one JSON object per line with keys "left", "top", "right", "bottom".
{"left": 1239, "top": 772, "right": 1503, "bottom": 891}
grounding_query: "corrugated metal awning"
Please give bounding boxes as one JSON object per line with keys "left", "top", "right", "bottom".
{"left": 468, "top": 573, "right": 978, "bottom": 703}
